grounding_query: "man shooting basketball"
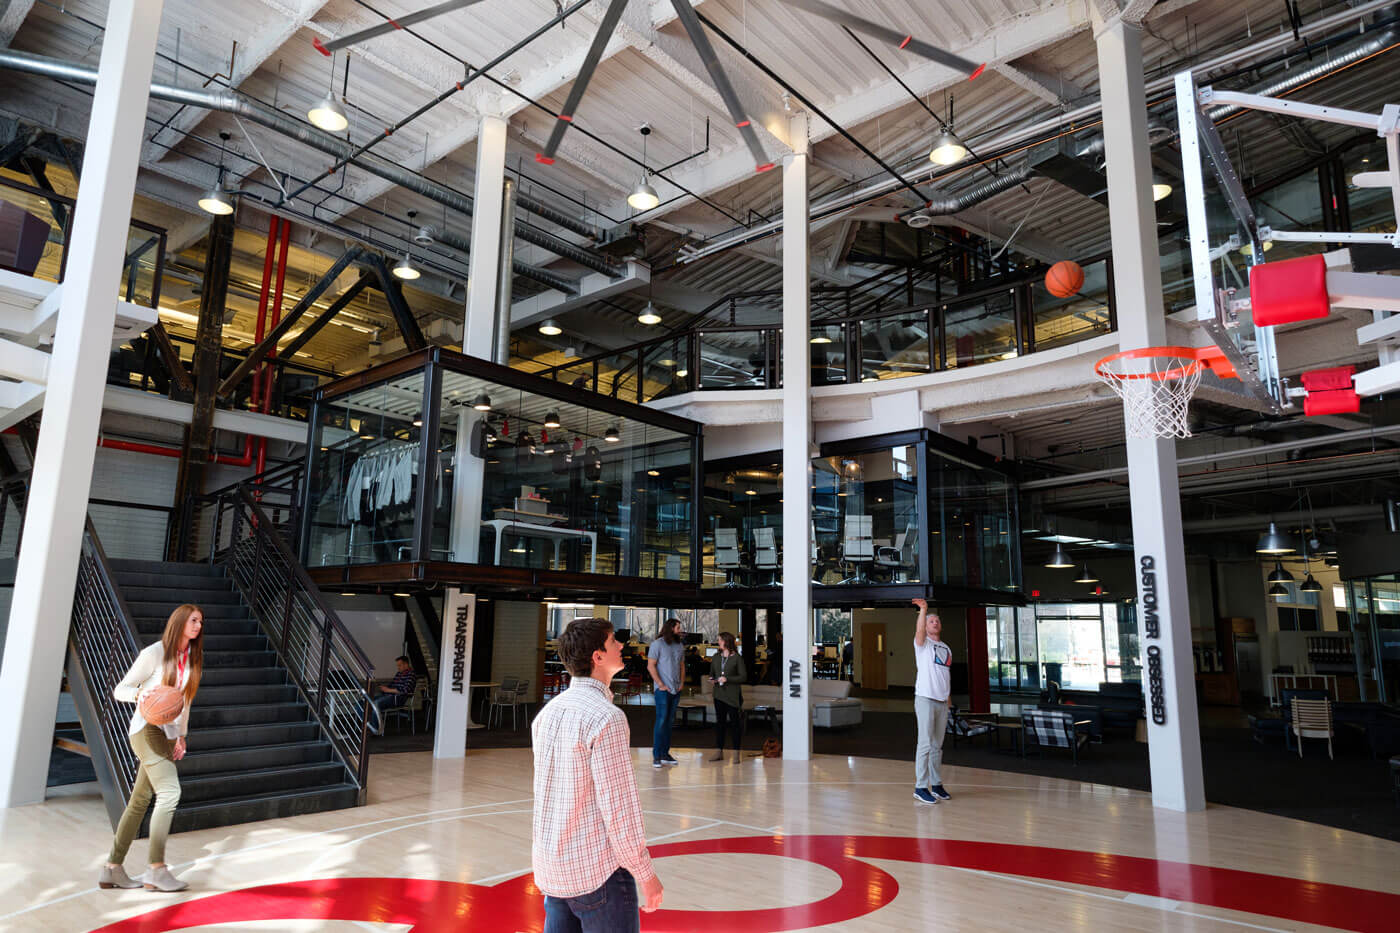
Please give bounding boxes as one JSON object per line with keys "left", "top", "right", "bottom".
{"left": 911, "top": 598, "right": 953, "bottom": 805}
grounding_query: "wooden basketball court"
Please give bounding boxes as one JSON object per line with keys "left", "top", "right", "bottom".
{"left": 2, "top": 749, "right": 1396, "bottom": 931}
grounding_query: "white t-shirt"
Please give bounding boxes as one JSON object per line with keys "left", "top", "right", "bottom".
{"left": 913, "top": 637, "right": 952, "bottom": 702}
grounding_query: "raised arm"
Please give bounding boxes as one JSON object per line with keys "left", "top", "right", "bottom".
{"left": 912, "top": 597, "right": 928, "bottom": 647}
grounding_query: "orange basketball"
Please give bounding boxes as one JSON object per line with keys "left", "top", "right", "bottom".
{"left": 140, "top": 685, "right": 186, "bottom": 726}
{"left": 1045, "top": 260, "right": 1085, "bottom": 298}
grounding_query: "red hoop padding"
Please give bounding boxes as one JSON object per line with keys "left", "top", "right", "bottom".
{"left": 1302, "top": 365, "right": 1358, "bottom": 415}
{"left": 1250, "top": 254, "right": 1330, "bottom": 327}
{"left": 1301, "top": 365, "right": 1355, "bottom": 391}
{"left": 1094, "top": 345, "right": 1237, "bottom": 382}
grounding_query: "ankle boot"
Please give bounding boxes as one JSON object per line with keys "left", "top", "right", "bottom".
{"left": 98, "top": 864, "right": 142, "bottom": 890}
{"left": 708, "top": 750, "right": 726, "bottom": 761}
{"left": 141, "top": 865, "right": 189, "bottom": 892}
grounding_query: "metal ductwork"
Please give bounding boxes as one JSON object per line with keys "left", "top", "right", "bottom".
{"left": 0, "top": 48, "right": 623, "bottom": 279}
{"left": 413, "top": 224, "right": 577, "bottom": 295}
{"left": 899, "top": 167, "right": 1033, "bottom": 225}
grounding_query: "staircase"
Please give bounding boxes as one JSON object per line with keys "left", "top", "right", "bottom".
{"left": 110, "top": 558, "right": 359, "bottom": 832}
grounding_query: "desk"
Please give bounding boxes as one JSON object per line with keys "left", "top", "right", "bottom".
{"left": 485, "top": 519, "right": 597, "bottom": 573}
{"left": 994, "top": 721, "right": 1024, "bottom": 757}
{"left": 468, "top": 681, "right": 499, "bottom": 730}
{"left": 1269, "top": 673, "right": 1337, "bottom": 706}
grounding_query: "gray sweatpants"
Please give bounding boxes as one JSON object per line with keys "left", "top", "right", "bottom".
{"left": 914, "top": 696, "right": 948, "bottom": 789}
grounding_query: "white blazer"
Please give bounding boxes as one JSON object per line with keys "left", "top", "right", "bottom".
{"left": 113, "top": 642, "right": 191, "bottom": 739}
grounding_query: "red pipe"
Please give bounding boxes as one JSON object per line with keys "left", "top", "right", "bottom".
{"left": 98, "top": 437, "right": 251, "bottom": 467}
{"left": 251, "top": 216, "right": 279, "bottom": 411}
{"left": 256, "top": 219, "right": 292, "bottom": 477}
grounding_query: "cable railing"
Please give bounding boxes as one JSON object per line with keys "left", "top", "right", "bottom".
{"left": 174, "top": 459, "right": 304, "bottom": 564}
{"left": 218, "top": 487, "right": 374, "bottom": 797}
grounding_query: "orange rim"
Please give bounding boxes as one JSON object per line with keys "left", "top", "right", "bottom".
{"left": 1094, "top": 345, "right": 1236, "bottom": 381}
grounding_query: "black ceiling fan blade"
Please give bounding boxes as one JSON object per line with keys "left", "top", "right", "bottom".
{"left": 313, "top": 0, "right": 489, "bottom": 55}
{"left": 669, "top": 0, "right": 774, "bottom": 172}
{"left": 536, "top": 0, "right": 631, "bottom": 164}
{"left": 781, "top": 0, "right": 984, "bottom": 79}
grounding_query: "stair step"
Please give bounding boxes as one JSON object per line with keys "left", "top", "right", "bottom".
{"left": 178, "top": 761, "right": 350, "bottom": 805}
{"left": 203, "top": 649, "right": 279, "bottom": 668}
{"left": 123, "top": 585, "right": 238, "bottom": 604}
{"left": 198, "top": 666, "right": 287, "bottom": 687}
{"left": 195, "top": 683, "right": 299, "bottom": 705}
{"left": 128, "top": 601, "right": 249, "bottom": 620}
{"left": 138, "top": 633, "right": 267, "bottom": 653}
{"left": 137, "top": 617, "right": 261, "bottom": 636}
{"left": 111, "top": 559, "right": 225, "bottom": 577}
{"left": 184, "top": 720, "right": 321, "bottom": 750}
{"left": 170, "top": 783, "right": 360, "bottom": 834}
{"left": 189, "top": 702, "right": 309, "bottom": 728}
{"left": 176, "top": 740, "right": 335, "bottom": 777}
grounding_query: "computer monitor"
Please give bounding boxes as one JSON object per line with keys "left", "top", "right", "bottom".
{"left": 705, "top": 646, "right": 719, "bottom": 658}
{"left": 614, "top": 628, "right": 631, "bottom": 644}
{"left": 683, "top": 632, "right": 705, "bottom": 646}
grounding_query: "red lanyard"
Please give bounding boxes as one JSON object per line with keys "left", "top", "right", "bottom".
{"left": 176, "top": 648, "right": 187, "bottom": 687}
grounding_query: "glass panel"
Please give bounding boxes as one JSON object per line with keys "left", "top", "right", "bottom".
{"left": 0, "top": 174, "right": 67, "bottom": 285}
{"left": 943, "top": 290, "right": 1017, "bottom": 369}
{"left": 859, "top": 312, "right": 931, "bottom": 382}
{"left": 702, "top": 459, "right": 783, "bottom": 587}
{"left": 1030, "top": 260, "right": 1110, "bottom": 352}
{"left": 1036, "top": 603, "right": 1107, "bottom": 691}
{"left": 1251, "top": 167, "right": 1324, "bottom": 264}
{"left": 698, "top": 330, "right": 768, "bottom": 390}
{"left": 307, "top": 369, "right": 427, "bottom": 566}
{"left": 641, "top": 337, "right": 691, "bottom": 401}
{"left": 1345, "top": 139, "right": 1392, "bottom": 236}
{"left": 120, "top": 227, "right": 161, "bottom": 308}
{"left": 811, "top": 444, "right": 920, "bottom": 587}
{"left": 927, "top": 442, "right": 1017, "bottom": 591}
{"left": 595, "top": 350, "right": 638, "bottom": 402}
{"left": 1159, "top": 231, "right": 1196, "bottom": 314}
{"left": 429, "top": 365, "right": 694, "bottom": 579}
{"left": 556, "top": 362, "right": 595, "bottom": 393}
{"left": 809, "top": 323, "right": 847, "bottom": 385}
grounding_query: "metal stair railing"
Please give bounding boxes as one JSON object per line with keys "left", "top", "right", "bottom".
{"left": 174, "top": 459, "right": 304, "bottom": 564}
{"left": 68, "top": 514, "right": 143, "bottom": 828}
{"left": 216, "top": 486, "right": 374, "bottom": 800}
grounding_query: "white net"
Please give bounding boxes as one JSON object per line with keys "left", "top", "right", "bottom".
{"left": 1096, "top": 353, "right": 1205, "bottom": 439}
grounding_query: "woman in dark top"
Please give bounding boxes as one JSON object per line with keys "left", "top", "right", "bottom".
{"left": 709, "top": 631, "right": 747, "bottom": 762}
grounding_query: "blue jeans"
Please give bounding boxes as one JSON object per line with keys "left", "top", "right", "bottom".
{"left": 652, "top": 687, "right": 679, "bottom": 762}
{"left": 363, "top": 693, "right": 405, "bottom": 733}
{"left": 543, "top": 868, "right": 639, "bottom": 933}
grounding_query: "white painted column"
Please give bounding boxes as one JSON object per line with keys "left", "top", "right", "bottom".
{"left": 0, "top": 0, "right": 165, "bottom": 808}
{"left": 464, "top": 114, "right": 508, "bottom": 360}
{"left": 1095, "top": 17, "right": 1205, "bottom": 811}
{"left": 781, "top": 115, "right": 813, "bottom": 760}
{"left": 434, "top": 589, "right": 475, "bottom": 758}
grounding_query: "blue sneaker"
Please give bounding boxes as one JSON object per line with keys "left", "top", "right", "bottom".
{"left": 931, "top": 784, "right": 952, "bottom": 800}
{"left": 913, "top": 787, "right": 938, "bottom": 805}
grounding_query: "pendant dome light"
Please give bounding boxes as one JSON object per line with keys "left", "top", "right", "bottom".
{"left": 1255, "top": 521, "right": 1295, "bottom": 555}
{"left": 308, "top": 52, "right": 350, "bottom": 132}
{"left": 471, "top": 393, "right": 492, "bottom": 411}
{"left": 604, "top": 424, "right": 621, "bottom": 443}
{"left": 637, "top": 301, "right": 662, "bottom": 326}
{"left": 929, "top": 129, "right": 968, "bottom": 165}
{"left": 1151, "top": 169, "right": 1173, "bottom": 202}
{"left": 198, "top": 131, "right": 236, "bottom": 215}
{"left": 544, "top": 411, "right": 561, "bottom": 429}
{"left": 1299, "top": 573, "right": 1323, "bottom": 593}
{"left": 1073, "top": 565, "right": 1098, "bottom": 584}
{"left": 1268, "top": 581, "right": 1289, "bottom": 599}
{"left": 1267, "top": 561, "right": 1294, "bottom": 583}
{"left": 538, "top": 319, "right": 562, "bottom": 336}
{"left": 1045, "top": 543, "right": 1074, "bottom": 569}
{"left": 628, "top": 126, "right": 661, "bottom": 211}
{"left": 392, "top": 209, "right": 421, "bottom": 279}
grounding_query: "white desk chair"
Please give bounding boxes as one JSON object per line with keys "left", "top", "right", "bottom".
{"left": 753, "top": 526, "right": 780, "bottom": 585}
{"left": 840, "top": 515, "right": 874, "bottom": 584}
{"left": 715, "top": 528, "right": 743, "bottom": 587}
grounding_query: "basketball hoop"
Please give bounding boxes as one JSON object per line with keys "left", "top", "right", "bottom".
{"left": 1094, "top": 346, "right": 1237, "bottom": 439}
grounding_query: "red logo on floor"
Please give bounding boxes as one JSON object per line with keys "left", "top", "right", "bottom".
{"left": 90, "top": 834, "right": 1398, "bottom": 932}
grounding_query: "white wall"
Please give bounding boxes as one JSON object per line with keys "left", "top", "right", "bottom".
{"left": 852, "top": 604, "right": 966, "bottom": 689}
{"left": 324, "top": 594, "right": 407, "bottom": 680}
{"left": 492, "top": 600, "right": 543, "bottom": 703}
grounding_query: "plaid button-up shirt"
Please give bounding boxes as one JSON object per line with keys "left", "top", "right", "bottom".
{"left": 531, "top": 675, "right": 656, "bottom": 898}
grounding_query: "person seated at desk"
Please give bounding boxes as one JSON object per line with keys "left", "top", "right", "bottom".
{"left": 684, "top": 645, "right": 709, "bottom": 687}
{"left": 364, "top": 656, "right": 417, "bottom": 735}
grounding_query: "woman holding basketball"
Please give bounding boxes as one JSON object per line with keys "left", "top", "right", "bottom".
{"left": 100, "top": 604, "right": 204, "bottom": 893}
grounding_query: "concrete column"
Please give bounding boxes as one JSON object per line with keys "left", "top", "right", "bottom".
{"left": 464, "top": 115, "right": 508, "bottom": 360}
{"left": 1095, "top": 17, "right": 1205, "bottom": 812}
{"left": 781, "top": 115, "right": 812, "bottom": 760}
{"left": 0, "top": 0, "right": 166, "bottom": 808}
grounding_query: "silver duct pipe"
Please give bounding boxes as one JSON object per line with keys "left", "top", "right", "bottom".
{"left": 0, "top": 47, "right": 622, "bottom": 279}
{"left": 414, "top": 223, "right": 577, "bottom": 295}
{"left": 901, "top": 167, "right": 1034, "bottom": 222}
{"left": 494, "top": 178, "right": 517, "bottom": 365}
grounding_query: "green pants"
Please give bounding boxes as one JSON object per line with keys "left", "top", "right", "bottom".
{"left": 108, "top": 725, "right": 181, "bottom": 865}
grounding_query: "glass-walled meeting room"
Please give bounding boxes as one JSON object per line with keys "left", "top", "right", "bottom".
{"left": 700, "top": 430, "right": 1021, "bottom": 598}
{"left": 301, "top": 349, "right": 700, "bottom": 583}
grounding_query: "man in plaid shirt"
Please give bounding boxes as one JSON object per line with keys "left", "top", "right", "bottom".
{"left": 531, "top": 619, "right": 664, "bottom": 931}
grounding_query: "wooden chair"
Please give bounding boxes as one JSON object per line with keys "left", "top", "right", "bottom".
{"left": 1292, "top": 698, "right": 1334, "bottom": 759}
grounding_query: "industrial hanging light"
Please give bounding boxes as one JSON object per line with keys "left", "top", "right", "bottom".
{"left": 1073, "top": 565, "right": 1098, "bottom": 584}
{"left": 198, "top": 131, "right": 236, "bottom": 215}
{"left": 472, "top": 393, "right": 492, "bottom": 411}
{"left": 1045, "top": 543, "right": 1074, "bottom": 569}
{"left": 1267, "top": 561, "right": 1294, "bottom": 583}
{"left": 538, "top": 319, "right": 562, "bottom": 336}
{"left": 809, "top": 332, "right": 832, "bottom": 345}
{"left": 1268, "top": 581, "right": 1289, "bottom": 599}
{"left": 1255, "top": 521, "right": 1295, "bottom": 555}
{"left": 628, "top": 125, "right": 661, "bottom": 211}
{"left": 637, "top": 301, "right": 662, "bottom": 326}
{"left": 1299, "top": 573, "right": 1323, "bottom": 593}
{"left": 544, "top": 411, "right": 561, "bottom": 428}
{"left": 392, "top": 253, "right": 420, "bottom": 280}
{"left": 604, "top": 424, "right": 621, "bottom": 443}
{"left": 1151, "top": 170, "right": 1172, "bottom": 202}
{"left": 928, "top": 129, "right": 968, "bottom": 165}
{"left": 308, "top": 91, "right": 349, "bottom": 132}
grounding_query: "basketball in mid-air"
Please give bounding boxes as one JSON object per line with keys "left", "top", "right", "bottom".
{"left": 140, "top": 685, "right": 185, "bottom": 726}
{"left": 1045, "top": 260, "right": 1085, "bottom": 298}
